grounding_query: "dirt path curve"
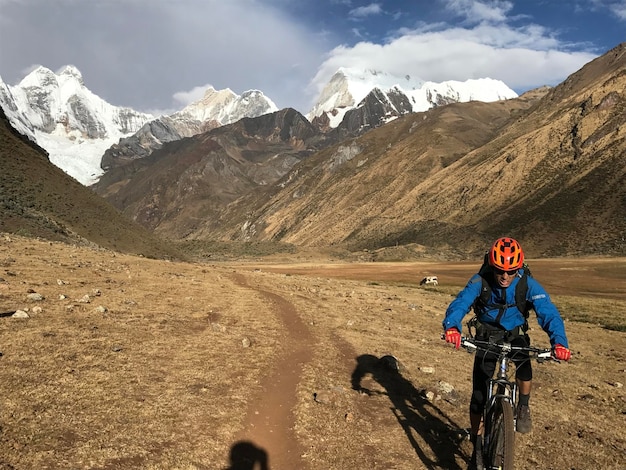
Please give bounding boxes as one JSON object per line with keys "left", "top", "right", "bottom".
{"left": 229, "top": 273, "right": 314, "bottom": 470}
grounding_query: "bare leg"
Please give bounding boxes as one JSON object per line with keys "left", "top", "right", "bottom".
{"left": 470, "top": 412, "right": 483, "bottom": 435}
{"left": 518, "top": 379, "right": 531, "bottom": 396}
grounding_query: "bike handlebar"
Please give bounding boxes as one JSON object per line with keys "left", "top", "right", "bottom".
{"left": 459, "top": 336, "right": 557, "bottom": 362}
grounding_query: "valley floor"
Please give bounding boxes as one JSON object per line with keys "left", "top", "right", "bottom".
{"left": 0, "top": 235, "right": 624, "bottom": 469}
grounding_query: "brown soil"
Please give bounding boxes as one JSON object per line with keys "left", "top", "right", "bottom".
{"left": 0, "top": 235, "right": 624, "bottom": 469}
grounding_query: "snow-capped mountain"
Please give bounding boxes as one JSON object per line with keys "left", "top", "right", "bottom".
{"left": 0, "top": 66, "right": 154, "bottom": 185}
{"left": 0, "top": 66, "right": 278, "bottom": 185}
{"left": 101, "top": 86, "right": 278, "bottom": 171}
{"left": 173, "top": 86, "right": 277, "bottom": 124}
{"left": 307, "top": 67, "right": 518, "bottom": 128}
{"left": 1, "top": 64, "right": 517, "bottom": 186}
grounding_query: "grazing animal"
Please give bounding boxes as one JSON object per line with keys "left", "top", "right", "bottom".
{"left": 420, "top": 276, "right": 438, "bottom": 286}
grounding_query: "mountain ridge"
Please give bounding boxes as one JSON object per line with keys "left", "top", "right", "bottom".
{"left": 93, "top": 91, "right": 545, "bottom": 251}
{"left": 2, "top": 44, "right": 625, "bottom": 259}
{"left": 0, "top": 66, "right": 278, "bottom": 184}
{"left": 90, "top": 44, "right": 626, "bottom": 258}
{"left": 225, "top": 44, "right": 626, "bottom": 257}
{"left": 307, "top": 67, "right": 517, "bottom": 129}
{"left": 0, "top": 65, "right": 154, "bottom": 184}
{"left": 1, "top": 65, "right": 518, "bottom": 186}
{"left": 92, "top": 108, "right": 334, "bottom": 239}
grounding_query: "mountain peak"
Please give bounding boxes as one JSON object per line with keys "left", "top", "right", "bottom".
{"left": 176, "top": 86, "right": 277, "bottom": 125}
{"left": 201, "top": 86, "right": 237, "bottom": 103}
{"left": 240, "top": 89, "right": 277, "bottom": 106}
{"left": 59, "top": 65, "right": 84, "bottom": 85}
{"left": 1, "top": 64, "right": 154, "bottom": 185}
{"left": 19, "top": 66, "right": 57, "bottom": 88}
{"left": 335, "top": 67, "right": 425, "bottom": 91}
{"left": 18, "top": 65, "right": 86, "bottom": 90}
{"left": 308, "top": 67, "right": 430, "bottom": 121}
{"left": 307, "top": 67, "right": 516, "bottom": 128}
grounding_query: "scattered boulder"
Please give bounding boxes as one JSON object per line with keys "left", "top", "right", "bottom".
{"left": 12, "top": 310, "right": 29, "bottom": 318}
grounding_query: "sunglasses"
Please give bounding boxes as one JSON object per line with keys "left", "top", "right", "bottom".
{"left": 494, "top": 268, "right": 518, "bottom": 276}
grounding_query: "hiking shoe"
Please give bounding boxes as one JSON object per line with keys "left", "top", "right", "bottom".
{"left": 516, "top": 404, "right": 532, "bottom": 433}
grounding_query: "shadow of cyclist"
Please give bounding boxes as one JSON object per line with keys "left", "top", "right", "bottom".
{"left": 351, "top": 354, "right": 468, "bottom": 470}
{"left": 223, "top": 440, "right": 269, "bottom": 470}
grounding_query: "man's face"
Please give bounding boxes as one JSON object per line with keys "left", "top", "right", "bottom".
{"left": 494, "top": 269, "right": 518, "bottom": 288}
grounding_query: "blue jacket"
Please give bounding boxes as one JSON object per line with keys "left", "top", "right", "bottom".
{"left": 442, "top": 269, "right": 569, "bottom": 347}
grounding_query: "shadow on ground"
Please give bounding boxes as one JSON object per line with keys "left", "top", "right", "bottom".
{"left": 223, "top": 440, "right": 269, "bottom": 470}
{"left": 351, "top": 354, "right": 469, "bottom": 470}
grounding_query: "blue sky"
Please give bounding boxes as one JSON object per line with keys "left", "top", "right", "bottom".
{"left": 0, "top": 0, "right": 624, "bottom": 115}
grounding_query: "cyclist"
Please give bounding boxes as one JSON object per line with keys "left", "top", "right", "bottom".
{"left": 442, "top": 237, "right": 571, "bottom": 469}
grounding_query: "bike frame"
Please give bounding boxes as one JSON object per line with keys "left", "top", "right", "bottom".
{"left": 460, "top": 335, "right": 554, "bottom": 470}
{"left": 482, "top": 342, "right": 517, "bottom": 456}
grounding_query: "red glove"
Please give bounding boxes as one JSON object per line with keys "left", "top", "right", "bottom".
{"left": 445, "top": 328, "right": 461, "bottom": 349}
{"left": 553, "top": 344, "right": 571, "bottom": 361}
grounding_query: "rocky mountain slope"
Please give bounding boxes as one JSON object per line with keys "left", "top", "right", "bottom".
{"left": 2, "top": 65, "right": 516, "bottom": 188}
{"left": 0, "top": 105, "right": 181, "bottom": 259}
{"left": 92, "top": 44, "right": 626, "bottom": 258}
{"left": 220, "top": 44, "right": 626, "bottom": 258}
{"left": 91, "top": 85, "right": 542, "bottom": 248}
{"left": 92, "top": 108, "right": 332, "bottom": 239}
{"left": 308, "top": 68, "right": 517, "bottom": 131}
{"left": 101, "top": 87, "right": 278, "bottom": 171}
{"left": 0, "top": 67, "right": 277, "bottom": 185}
{"left": 107, "top": 69, "right": 517, "bottom": 169}
{"left": 0, "top": 66, "right": 154, "bottom": 184}
{"left": 2, "top": 45, "right": 625, "bottom": 259}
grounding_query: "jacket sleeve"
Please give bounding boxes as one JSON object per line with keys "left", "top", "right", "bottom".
{"left": 527, "top": 278, "right": 569, "bottom": 347}
{"left": 442, "top": 274, "right": 483, "bottom": 333}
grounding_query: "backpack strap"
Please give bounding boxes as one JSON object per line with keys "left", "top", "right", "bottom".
{"left": 473, "top": 269, "right": 531, "bottom": 331}
{"left": 515, "top": 269, "right": 533, "bottom": 331}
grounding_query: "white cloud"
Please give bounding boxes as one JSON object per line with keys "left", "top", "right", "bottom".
{"left": 349, "top": 3, "right": 383, "bottom": 19}
{"left": 586, "top": 0, "right": 626, "bottom": 20}
{"left": 1, "top": 0, "right": 617, "bottom": 117}
{"left": 310, "top": 23, "right": 596, "bottom": 97}
{"left": 350, "top": 28, "right": 365, "bottom": 39}
{"left": 443, "top": 0, "right": 514, "bottom": 24}
{"left": 609, "top": 0, "right": 626, "bottom": 19}
{"left": 172, "top": 84, "right": 215, "bottom": 107}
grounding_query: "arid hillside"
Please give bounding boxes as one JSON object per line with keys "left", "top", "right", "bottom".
{"left": 0, "top": 235, "right": 624, "bottom": 469}
{"left": 214, "top": 44, "right": 626, "bottom": 258}
{"left": 3, "top": 45, "right": 625, "bottom": 262}
{"left": 86, "top": 44, "right": 626, "bottom": 260}
{"left": 92, "top": 82, "right": 545, "bottom": 253}
{"left": 0, "top": 107, "right": 181, "bottom": 260}
{"left": 91, "top": 108, "right": 332, "bottom": 239}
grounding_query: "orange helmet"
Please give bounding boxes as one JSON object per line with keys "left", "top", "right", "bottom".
{"left": 489, "top": 237, "right": 524, "bottom": 271}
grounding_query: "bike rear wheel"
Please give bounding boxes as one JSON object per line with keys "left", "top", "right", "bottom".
{"left": 486, "top": 397, "right": 515, "bottom": 469}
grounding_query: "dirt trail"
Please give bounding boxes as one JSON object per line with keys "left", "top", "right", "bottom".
{"left": 229, "top": 273, "right": 313, "bottom": 470}
{"left": 1, "top": 236, "right": 623, "bottom": 469}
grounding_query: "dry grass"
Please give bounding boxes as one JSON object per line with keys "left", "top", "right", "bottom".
{"left": 0, "top": 235, "right": 624, "bottom": 469}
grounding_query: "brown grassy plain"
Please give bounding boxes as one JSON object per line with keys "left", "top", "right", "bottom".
{"left": 0, "top": 235, "right": 624, "bottom": 469}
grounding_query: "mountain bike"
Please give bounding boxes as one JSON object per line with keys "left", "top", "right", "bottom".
{"left": 459, "top": 334, "right": 556, "bottom": 470}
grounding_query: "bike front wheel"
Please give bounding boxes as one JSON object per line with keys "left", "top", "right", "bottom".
{"left": 486, "top": 397, "right": 515, "bottom": 469}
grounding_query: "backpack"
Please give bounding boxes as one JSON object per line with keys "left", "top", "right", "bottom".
{"left": 473, "top": 252, "right": 534, "bottom": 330}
